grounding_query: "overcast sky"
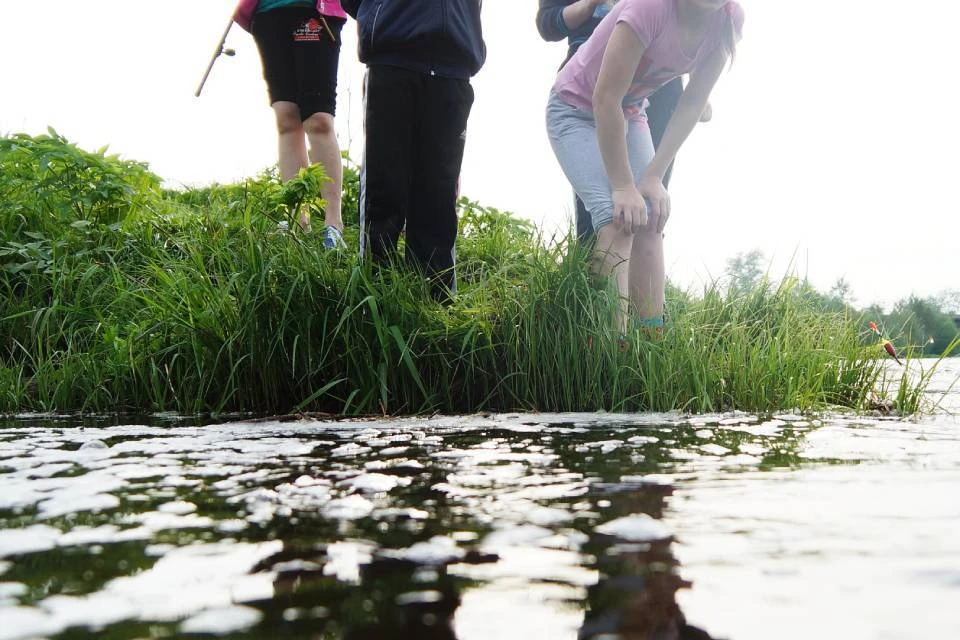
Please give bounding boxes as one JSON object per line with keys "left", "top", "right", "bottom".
{"left": 2, "top": 0, "right": 958, "bottom": 309}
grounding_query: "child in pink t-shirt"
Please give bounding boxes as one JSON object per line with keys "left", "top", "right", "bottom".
{"left": 546, "top": 0, "right": 743, "bottom": 332}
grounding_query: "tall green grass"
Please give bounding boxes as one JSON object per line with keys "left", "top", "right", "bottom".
{"left": 0, "top": 131, "right": 935, "bottom": 415}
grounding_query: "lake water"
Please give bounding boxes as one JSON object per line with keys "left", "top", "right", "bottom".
{"left": 1, "top": 359, "right": 957, "bottom": 639}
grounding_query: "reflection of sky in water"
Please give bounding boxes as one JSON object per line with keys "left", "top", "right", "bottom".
{"left": 0, "top": 360, "right": 957, "bottom": 639}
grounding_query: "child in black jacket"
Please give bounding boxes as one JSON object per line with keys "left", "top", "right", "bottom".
{"left": 343, "top": 0, "right": 486, "bottom": 300}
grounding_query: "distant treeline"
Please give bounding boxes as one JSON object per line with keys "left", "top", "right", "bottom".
{"left": 724, "top": 250, "right": 959, "bottom": 357}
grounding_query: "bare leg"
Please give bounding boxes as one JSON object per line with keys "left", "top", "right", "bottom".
{"left": 594, "top": 224, "right": 635, "bottom": 334}
{"left": 273, "top": 101, "right": 308, "bottom": 181}
{"left": 628, "top": 226, "right": 665, "bottom": 322}
{"left": 303, "top": 111, "right": 344, "bottom": 231}
{"left": 272, "top": 101, "right": 311, "bottom": 230}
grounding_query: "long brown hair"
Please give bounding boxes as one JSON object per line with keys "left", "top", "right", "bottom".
{"left": 720, "top": 2, "right": 740, "bottom": 65}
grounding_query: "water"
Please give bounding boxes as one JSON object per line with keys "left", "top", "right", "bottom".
{"left": 1, "top": 359, "right": 957, "bottom": 640}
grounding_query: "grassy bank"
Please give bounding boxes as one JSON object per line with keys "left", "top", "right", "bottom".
{"left": 0, "top": 132, "right": 938, "bottom": 416}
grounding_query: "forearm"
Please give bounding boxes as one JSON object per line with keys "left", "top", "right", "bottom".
{"left": 644, "top": 97, "right": 703, "bottom": 181}
{"left": 563, "top": 0, "right": 602, "bottom": 33}
{"left": 594, "top": 97, "right": 635, "bottom": 190}
{"left": 645, "top": 52, "right": 725, "bottom": 181}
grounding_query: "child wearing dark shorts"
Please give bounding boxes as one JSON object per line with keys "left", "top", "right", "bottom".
{"left": 235, "top": 0, "right": 348, "bottom": 247}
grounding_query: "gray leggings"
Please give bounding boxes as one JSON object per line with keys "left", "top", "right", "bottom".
{"left": 546, "top": 91, "right": 655, "bottom": 232}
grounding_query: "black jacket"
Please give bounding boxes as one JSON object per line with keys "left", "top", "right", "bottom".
{"left": 536, "top": 0, "right": 602, "bottom": 69}
{"left": 342, "top": 0, "right": 485, "bottom": 79}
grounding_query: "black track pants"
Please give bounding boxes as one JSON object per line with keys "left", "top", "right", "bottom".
{"left": 359, "top": 65, "right": 475, "bottom": 298}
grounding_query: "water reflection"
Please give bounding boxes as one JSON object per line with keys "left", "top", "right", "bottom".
{"left": 247, "top": 539, "right": 498, "bottom": 640}
{"left": 0, "top": 364, "right": 958, "bottom": 640}
{"left": 576, "top": 483, "right": 716, "bottom": 640}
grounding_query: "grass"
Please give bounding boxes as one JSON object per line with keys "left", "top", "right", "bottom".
{"left": 0, "top": 131, "right": 943, "bottom": 416}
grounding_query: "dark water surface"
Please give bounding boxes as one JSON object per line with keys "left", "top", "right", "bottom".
{"left": 1, "top": 360, "right": 957, "bottom": 640}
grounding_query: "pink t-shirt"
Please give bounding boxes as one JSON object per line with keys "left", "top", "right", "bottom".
{"left": 234, "top": 0, "right": 347, "bottom": 32}
{"left": 553, "top": 0, "right": 744, "bottom": 120}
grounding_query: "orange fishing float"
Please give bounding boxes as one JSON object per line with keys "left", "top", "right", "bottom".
{"left": 868, "top": 321, "right": 902, "bottom": 365}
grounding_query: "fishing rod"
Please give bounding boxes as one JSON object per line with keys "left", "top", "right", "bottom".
{"left": 195, "top": 15, "right": 237, "bottom": 98}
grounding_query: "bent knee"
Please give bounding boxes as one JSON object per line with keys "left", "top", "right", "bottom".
{"left": 273, "top": 103, "right": 303, "bottom": 135}
{"left": 595, "top": 224, "right": 633, "bottom": 257}
{"left": 303, "top": 112, "right": 335, "bottom": 137}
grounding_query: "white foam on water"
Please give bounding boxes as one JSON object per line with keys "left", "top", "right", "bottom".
{"left": 373, "top": 507, "right": 430, "bottom": 520}
{"left": 324, "top": 540, "right": 375, "bottom": 584}
{"left": 216, "top": 519, "right": 250, "bottom": 533}
{"left": 0, "top": 525, "right": 62, "bottom": 557}
{"left": 521, "top": 505, "right": 575, "bottom": 527}
{"left": 379, "top": 446, "right": 409, "bottom": 456}
{"left": 351, "top": 428, "right": 383, "bottom": 441}
{"left": 120, "top": 511, "right": 214, "bottom": 532}
{"left": 227, "top": 487, "right": 279, "bottom": 506}
{"left": 0, "top": 582, "right": 27, "bottom": 600}
{"left": 481, "top": 525, "right": 555, "bottom": 550}
{"left": 717, "top": 454, "right": 761, "bottom": 466}
{"left": 700, "top": 444, "right": 732, "bottom": 456}
{"left": 430, "top": 482, "right": 481, "bottom": 498}
{"left": 157, "top": 501, "right": 198, "bottom": 515}
{"left": 145, "top": 544, "right": 178, "bottom": 557}
{"left": 596, "top": 514, "right": 672, "bottom": 542}
{"left": 211, "top": 468, "right": 276, "bottom": 490}
{"left": 57, "top": 525, "right": 150, "bottom": 548}
{"left": 585, "top": 440, "right": 624, "bottom": 453}
{"left": 382, "top": 536, "right": 465, "bottom": 565}
{"left": 6, "top": 462, "right": 72, "bottom": 479}
{"left": 78, "top": 440, "right": 108, "bottom": 450}
{"left": 99, "top": 540, "right": 283, "bottom": 621}
{"left": 273, "top": 480, "right": 333, "bottom": 510}
{"left": 331, "top": 443, "right": 372, "bottom": 457}
{"left": 160, "top": 475, "right": 202, "bottom": 488}
{"left": 1, "top": 467, "right": 127, "bottom": 515}
{"left": 98, "top": 460, "right": 181, "bottom": 480}
{"left": 39, "top": 492, "right": 120, "bottom": 519}
{"left": 180, "top": 605, "right": 263, "bottom": 634}
{"left": 738, "top": 443, "right": 768, "bottom": 455}
{"left": 507, "top": 481, "right": 588, "bottom": 502}
{"left": 338, "top": 473, "right": 405, "bottom": 493}
{"left": 39, "top": 593, "right": 138, "bottom": 632}
{"left": 293, "top": 474, "right": 326, "bottom": 487}
{"left": 0, "top": 605, "right": 63, "bottom": 640}
{"left": 321, "top": 495, "right": 374, "bottom": 520}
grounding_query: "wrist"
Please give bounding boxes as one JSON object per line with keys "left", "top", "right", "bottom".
{"left": 641, "top": 168, "right": 665, "bottom": 183}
